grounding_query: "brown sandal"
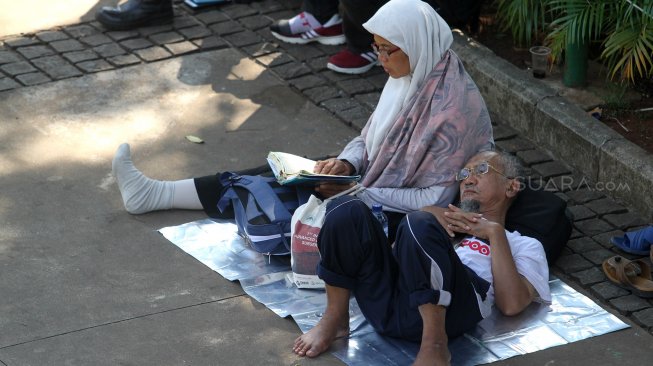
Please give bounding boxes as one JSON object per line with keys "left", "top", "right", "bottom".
{"left": 602, "top": 256, "right": 653, "bottom": 298}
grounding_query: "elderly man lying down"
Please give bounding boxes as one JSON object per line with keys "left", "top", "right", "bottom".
{"left": 294, "top": 151, "right": 551, "bottom": 366}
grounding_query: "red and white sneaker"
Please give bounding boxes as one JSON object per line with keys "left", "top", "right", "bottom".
{"left": 327, "top": 49, "right": 378, "bottom": 74}
{"left": 270, "top": 13, "right": 345, "bottom": 46}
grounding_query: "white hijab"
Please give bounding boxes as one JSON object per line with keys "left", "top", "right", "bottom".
{"left": 362, "top": 0, "right": 453, "bottom": 159}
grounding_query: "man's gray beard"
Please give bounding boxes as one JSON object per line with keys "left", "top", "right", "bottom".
{"left": 459, "top": 199, "right": 481, "bottom": 213}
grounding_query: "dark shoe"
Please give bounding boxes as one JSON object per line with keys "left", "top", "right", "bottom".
{"left": 96, "top": 0, "right": 173, "bottom": 31}
{"left": 327, "top": 49, "right": 377, "bottom": 74}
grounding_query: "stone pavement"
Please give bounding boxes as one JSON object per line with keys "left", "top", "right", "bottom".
{"left": 1, "top": 0, "right": 652, "bottom": 365}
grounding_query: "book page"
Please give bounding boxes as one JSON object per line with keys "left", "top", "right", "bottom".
{"left": 268, "top": 152, "right": 316, "bottom": 176}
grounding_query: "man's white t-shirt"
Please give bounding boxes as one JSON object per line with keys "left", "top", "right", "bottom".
{"left": 455, "top": 230, "right": 551, "bottom": 318}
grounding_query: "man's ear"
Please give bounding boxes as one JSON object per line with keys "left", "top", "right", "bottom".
{"left": 506, "top": 179, "right": 520, "bottom": 199}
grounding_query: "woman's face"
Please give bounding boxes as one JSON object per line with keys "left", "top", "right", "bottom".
{"left": 373, "top": 34, "right": 410, "bottom": 78}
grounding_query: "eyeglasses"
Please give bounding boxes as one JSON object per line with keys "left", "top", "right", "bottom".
{"left": 371, "top": 42, "right": 401, "bottom": 58}
{"left": 455, "top": 161, "right": 514, "bottom": 181}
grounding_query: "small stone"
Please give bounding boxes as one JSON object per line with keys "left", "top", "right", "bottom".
{"left": 93, "top": 43, "right": 126, "bottom": 58}
{"left": 531, "top": 161, "right": 571, "bottom": 178}
{"left": 16, "top": 45, "right": 55, "bottom": 59}
{"left": 164, "top": 41, "right": 199, "bottom": 55}
{"left": 633, "top": 308, "right": 653, "bottom": 329}
{"left": 192, "top": 36, "right": 228, "bottom": 51}
{"left": 65, "top": 25, "right": 99, "bottom": 38}
{"left": 366, "top": 72, "right": 389, "bottom": 88}
{"left": 609, "top": 295, "right": 650, "bottom": 313}
{"left": 150, "top": 31, "right": 185, "bottom": 45}
{"left": 223, "top": 30, "right": 261, "bottom": 47}
{"left": 4, "top": 37, "right": 40, "bottom": 48}
{"left": 243, "top": 42, "right": 280, "bottom": 57}
{"left": 272, "top": 61, "right": 312, "bottom": 79}
{"left": 120, "top": 38, "right": 154, "bottom": 51}
{"left": 570, "top": 267, "right": 604, "bottom": 286}
{"left": 172, "top": 16, "right": 201, "bottom": 29}
{"left": 239, "top": 15, "right": 273, "bottom": 30}
{"left": 554, "top": 253, "right": 593, "bottom": 273}
{"left": 581, "top": 248, "right": 616, "bottom": 265}
{"left": 590, "top": 281, "right": 629, "bottom": 300}
{"left": 76, "top": 59, "right": 114, "bottom": 73}
{"left": 138, "top": 24, "right": 174, "bottom": 36}
{"left": 284, "top": 44, "right": 325, "bottom": 62}
{"left": 306, "top": 55, "right": 330, "bottom": 71}
{"left": 566, "top": 188, "right": 605, "bottom": 204}
{"left": 210, "top": 21, "right": 245, "bottom": 36}
{"left": 134, "top": 46, "right": 172, "bottom": 61}
{"left": 62, "top": 50, "right": 99, "bottom": 64}
{"left": 584, "top": 197, "right": 627, "bottom": 216}
{"left": 289, "top": 74, "right": 326, "bottom": 91}
{"left": 107, "top": 30, "right": 140, "bottom": 41}
{"left": 255, "top": 52, "right": 292, "bottom": 67}
{"left": 516, "top": 149, "right": 552, "bottom": 166}
{"left": 320, "top": 97, "right": 361, "bottom": 113}
{"left": 0, "top": 51, "right": 21, "bottom": 65}
{"left": 16, "top": 72, "right": 51, "bottom": 86}
{"left": 1, "top": 62, "right": 37, "bottom": 76}
{"left": 603, "top": 212, "right": 648, "bottom": 230}
{"left": 574, "top": 218, "right": 615, "bottom": 237}
{"left": 220, "top": 4, "right": 258, "bottom": 19}
{"left": 31, "top": 55, "right": 82, "bottom": 79}
{"left": 195, "top": 10, "right": 229, "bottom": 25}
{"left": 495, "top": 138, "right": 533, "bottom": 153}
{"left": 107, "top": 54, "right": 141, "bottom": 67}
{"left": 567, "top": 205, "right": 596, "bottom": 221}
{"left": 0, "top": 77, "right": 20, "bottom": 91}
{"left": 354, "top": 92, "right": 381, "bottom": 110}
{"left": 335, "top": 105, "right": 371, "bottom": 124}
{"left": 303, "top": 86, "right": 341, "bottom": 104}
{"left": 50, "top": 39, "right": 85, "bottom": 53}
{"left": 36, "top": 30, "right": 68, "bottom": 42}
{"left": 567, "top": 237, "right": 602, "bottom": 253}
{"left": 493, "top": 124, "right": 518, "bottom": 141}
{"left": 336, "top": 78, "right": 377, "bottom": 96}
{"left": 80, "top": 34, "right": 113, "bottom": 47}
{"left": 593, "top": 230, "right": 625, "bottom": 249}
{"left": 178, "top": 26, "right": 212, "bottom": 40}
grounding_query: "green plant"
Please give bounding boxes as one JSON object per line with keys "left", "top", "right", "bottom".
{"left": 545, "top": 0, "right": 653, "bottom": 82}
{"left": 494, "top": 0, "right": 548, "bottom": 47}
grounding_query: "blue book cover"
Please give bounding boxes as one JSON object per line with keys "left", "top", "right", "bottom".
{"left": 184, "top": 0, "right": 230, "bottom": 8}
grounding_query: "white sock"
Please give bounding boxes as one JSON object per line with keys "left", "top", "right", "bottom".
{"left": 171, "top": 179, "right": 203, "bottom": 210}
{"left": 288, "top": 11, "right": 322, "bottom": 33}
{"left": 112, "top": 143, "right": 176, "bottom": 214}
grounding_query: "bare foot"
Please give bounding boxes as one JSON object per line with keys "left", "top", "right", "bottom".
{"left": 293, "top": 314, "right": 349, "bottom": 358}
{"left": 412, "top": 343, "right": 451, "bottom": 366}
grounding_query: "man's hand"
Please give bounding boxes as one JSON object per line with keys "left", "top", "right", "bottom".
{"left": 443, "top": 204, "right": 502, "bottom": 240}
{"left": 420, "top": 206, "right": 456, "bottom": 237}
{"left": 315, "top": 182, "right": 355, "bottom": 198}
{"left": 313, "top": 159, "right": 354, "bottom": 176}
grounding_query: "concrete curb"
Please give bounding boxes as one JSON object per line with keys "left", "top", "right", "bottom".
{"left": 451, "top": 32, "right": 653, "bottom": 221}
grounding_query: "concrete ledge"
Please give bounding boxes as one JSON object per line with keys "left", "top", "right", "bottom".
{"left": 451, "top": 32, "right": 653, "bottom": 220}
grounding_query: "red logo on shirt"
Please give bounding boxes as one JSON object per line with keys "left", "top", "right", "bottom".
{"left": 460, "top": 238, "right": 490, "bottom": 256}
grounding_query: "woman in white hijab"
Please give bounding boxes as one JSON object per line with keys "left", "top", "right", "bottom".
{"left": 111, "top": 0, "right": 492, "bottom": 234}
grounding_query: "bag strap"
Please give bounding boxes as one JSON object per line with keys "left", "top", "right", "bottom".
{"left": 326, "top": 184, "right": 365, "bottom": 201}
{"left": 218, "top": 173, "right": 292, "bottom": 222}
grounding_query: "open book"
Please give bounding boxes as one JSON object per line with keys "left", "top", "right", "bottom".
{"left": 266, "top": 152, "right": 361, "bottom": 186}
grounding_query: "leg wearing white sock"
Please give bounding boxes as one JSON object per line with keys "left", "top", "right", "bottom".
{"left": 112, "top": 143, "right": 176, "bottom": 214}
{"left": 171, "top": 179, "right": 203, "bottom": 210}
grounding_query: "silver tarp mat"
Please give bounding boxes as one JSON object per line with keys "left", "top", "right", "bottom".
{"left": 159, "top": 219, "right": 628, "bottom": 365}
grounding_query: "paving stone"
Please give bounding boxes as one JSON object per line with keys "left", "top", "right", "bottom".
{"left": 531, "top": 161, "right": 571, "bottom": 178}
{"left": 495, "top": 137, "right": 534, "bottom": 153}
{"left": 558, "top": 247, "right": 573, "bottom": 257}
{"left": 256, "top": 51, "right": 292, "bottom": 67}
{"left": 164, "top": 41, "right": 199, "bottom": 55}
{"left": 1, "top": 61, "right": 36, "bottom": 76}
{"left": 195, "top": 10, "right": 230, "bottom": 25}
{"left": 138, "top": 24, "right": 174, "bottom": 36}
{"left": 320, "top": 69, "right": 359, "bottom": 82}
{"left": 570, "top": 267, "right": 605, "bottom": 286}
{"left": 554, "top": 191, "right": 570, "bottom": 203}
{"left": 220, "top": 4, "right": 258, "bottom": 19}
{"left": 16, "top": 72, "right": 51, "bottom": 86}
{"left": 566, "top": 188, "right": 605, "bottom": 204}
{"left": 0, "top": 77, "right": 20, "bottom": 91}
{"left": 284, "top": 44, "right": 325, "bottom": 61}
{"left": 272, "top": 61, "right": 311, "bottom": 79}
{"left": 249, "top": 0, "right": 285, "bottom": 13}
{"left": 179, "top": 26, "right": 213, "bottom": 40}
{"left": 4, "top": 37, "right": 40, "bottom": 48}
{"left": 351, "top": 116, "right": 370, "bottom": 131}
{"left": 210, "top": 21, "right": 246, "bottom": 36}
{"left": 569, "top": 228, "right": 583, "bottom": 239}
{"left": 554, "top": 253, "right": 594, "bottom": 273}
{"left": 150, "top": 31, "right": 185, "bottom": 45}
{"left": 609, "top": 295, "right": 651, "bottom": 313}
{"left": 336, "top": 78, "right": 377, "bottom": 96}
{"left": 65, "top": 24, "right": 99, "bottom": 38}
{"left": 31, "top": 55, "right": 82, "bottom": 79}
{"left": 306, "top": 55, "right": 330, "bottom": 71}
{"left": 93, "top": 43, "right": 126, "bottom": 57}
{"left": 591, "top": 281, "right": 630, "bottom": 300}
{"left": 568, "top": 205, "right": 597, "bottom": 221}
{"left": 582, "top": 248, "right": 615, "bottom": 265}
{"left": 354, "top": 92, "right": 381, "bottom": 110}
{"left": 574, "top": 218, "right": 615, "bottom": 237}
{"left": 192, "top": 36, "right": 229, "bottom": 51}
{"left": 366, "top": 72, "right": 389, "bottom": 88}
{"left": 76, "top": 59, "right": 114, "bottom": 73}
{"left": 584, "top": 197, "right": 628, "bottom": 216}
{"left": 16, "top": 45, "right": 55, "bottom": 59}
{"left": 567, "top": 237, "right": 602, "bottom": 253}
{"left": 303, "top": 85, "right": 342, "bottom": 104}
{"left": 242, "top": 42, "right": 280, "bottom": 57}
{"left": 107, "top": 54, "right": 141, "bottom": 67}
{"left": 547, "top": 173, "right": 587, "bottom": 192}
{"left": 633, "top": 308, "right": 653, "bottom": 329}
{"left": 492, "top": 123, "right": 518, "bottom": 141}
{"left": 593, "top": 230, "right": 625, "bottom": 249}
{"left": 255, "top": 26, "right": 279, "bottom": 43}
{"left": 121, "top": 38, "right": 154, "bottom": 51}
{"left": 603, "top": 212, "right": 649, "bottom": 230}
{"left": 134, "top": 46, "right": 172, "bottom": 61}
{"left": 239, "top": 14, "right": 273, "bottom": 30}
{"left": 335, "top": 105, "right": 371, "bottom": 126}
{"left": 36, "top": 30, "right": 69, "bottom": 42}
{"left": 223, "top": 30, "right": 261, "bottom": 47}
{"left": 320, "top": 97, "right": 361, "bottom": 113}
{"left": 62, "top": 50, "right": 99, "bottom": 63}
{"left": 80, "top": 34, "right": 113, "bottom": 47}
{"left": 288, "top": 74, "right": 326, "bottom": 91}
{"left": 265, "top": 9, "right": 295, "bottom": 22}
{"left": 50, "top": 39, "right": 85, "bottom": 53}
{"left": 0, "top": 51, "right": 21, "bottom": 65}
{"left": 107, "top": 30, "right": 140, "bottom": 41}
{"left": 516, "top": 149, "right": 552, "bottom": 166}
{"left": 172, "top": 16, "right": 202, "bottom": 29}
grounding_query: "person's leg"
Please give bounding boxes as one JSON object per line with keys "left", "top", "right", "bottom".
{"left": 270, "top": 0, "right": 344, "bottom": 45}
{"left": 96, "top": 0, "right": 173, "bottom": 31}
{"left": 296, "top": 196, "right": 397, "bottom": 358}
{"left": 326, "top": 0, "right": 386, "bottom": 74}
{"left": 392, "top": 211, "right": 489, "bottom": 353}
{"left": 414, "top": 303, "right": 450, "bottom": 366}
{"left": 303, "top": 0, "right": 340, "bottom": 24}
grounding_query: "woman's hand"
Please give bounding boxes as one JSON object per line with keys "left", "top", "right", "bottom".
{"left": 315, "top": 182, "right": 355, "bottom": 198}
{"left": 313, "top": 158, "right": 354, "bottom": 176}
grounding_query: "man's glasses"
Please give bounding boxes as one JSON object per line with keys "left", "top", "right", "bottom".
{"left": 455, "top": 161, "right": 514, "bottom": 181}
{"left": 371, "top": 42, "right": 401, "bottom": 58}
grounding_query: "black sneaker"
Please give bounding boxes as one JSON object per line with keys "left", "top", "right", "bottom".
{"left": 96, "top": 0, "right": 173, "bottom": 31}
